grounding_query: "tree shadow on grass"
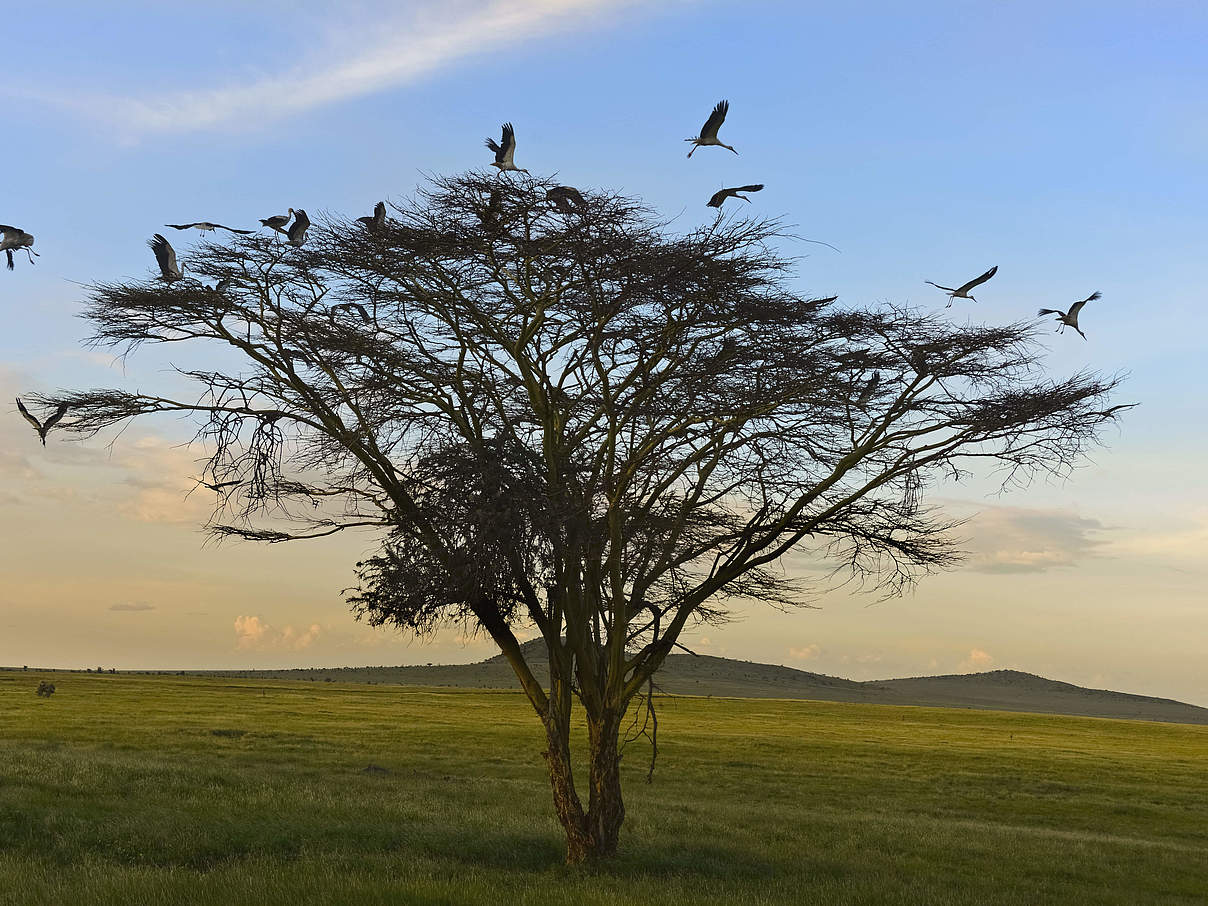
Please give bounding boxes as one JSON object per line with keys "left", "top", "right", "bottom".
{"left": 605, "top": 842, "right": 777, "bottom": 881}
{"left": 420, "top": 826, "right": 775, "bottom": 880}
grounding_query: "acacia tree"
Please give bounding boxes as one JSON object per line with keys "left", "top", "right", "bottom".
{"left": 30, "top": 173, "right": 1124, "bottom": 863}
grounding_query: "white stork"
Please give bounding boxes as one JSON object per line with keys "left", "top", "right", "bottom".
{"left": 148, "top": 233, "right": 183, "bottom": 283}
{"left": 0, "top": 224, "right": 37, "bottom": 270}
{"left": 1038, "top": 291, "right": 1100, "bottom": 340}
{"left": 16, "top": 398, "right": 68, "bottom": 446}
{"left": 287, "top": 209, "right": 311, "bottom": 247}
{"left": 686, "top": 100, "right": 737, "bottom": 158}
{"left": 485, "top": 123, "right": 529, "bottom": 174}
{"left": 259, "top": 209, "right": 295, "bottom": 234}
{"left": 925, "top": 265, "right": 998, "bottom": 307}
{"left": 707, "top": 184, "right": 763, "bottom": 208}
{"left": 357, "top": 201, "right": 386, "bottom": 234}
{"left": 165, "top": 222, "right": 253, "bottom": 235}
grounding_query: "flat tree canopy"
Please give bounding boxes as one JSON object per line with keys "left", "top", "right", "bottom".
{"left": 30, "top": 173, "right": 1124, "bottom": 863}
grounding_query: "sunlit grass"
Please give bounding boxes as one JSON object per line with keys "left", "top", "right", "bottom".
{"left": 1, "top": 671, "right": 1205, "bottom": 905}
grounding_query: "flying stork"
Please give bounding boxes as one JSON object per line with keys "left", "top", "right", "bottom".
{"left": 1038, "top": 291, "right": 1100, "bottom": 340}
{"left": 706, "top": 184, "right": 763, "bottom": 208}
{"left": 545, "top": 186, "right": 586, "bottom": 214}
{"left": 686, "top": 100, "right": 737, "bottom": 158}
{"left": 0, "top": 224, "right": 37, "bottom": 270}
{"left": 485, "top": 123, "right": 529, "bottom": 174}
{"left": 165, "top": 222, "right": 253, "bottom": 235}
{"left": 16, "top": 398, "right": 68, "bottom": 446}
{"left": 287, "top": 209, "right": 311, "bottom": 247}
{"left": 148, "top": 233, "right": 183, "bottom": 283}
{"left": 925, "top": 265, "right": 998, "bottom": 307}
{"left": 357, "top": 201, "right": 386, "bottom": 234}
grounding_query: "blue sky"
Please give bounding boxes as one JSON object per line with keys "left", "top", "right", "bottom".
{"left": 2, "top": 1, "right": 1206, "bottom": 702}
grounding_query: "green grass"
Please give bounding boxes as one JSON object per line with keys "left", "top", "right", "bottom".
{"left": 0, "top": 671, "right": 1205, "bottom": 905}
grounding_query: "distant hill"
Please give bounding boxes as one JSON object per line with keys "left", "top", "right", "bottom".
{"left": 184, "top": 640, "right": 1208, "bottom": 726}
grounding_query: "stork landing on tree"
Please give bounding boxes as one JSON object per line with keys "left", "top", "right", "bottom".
{"left": 148, "top": 233, "right": 183, "bottom": 283}
{"left": 1039, "top": 291, "right": 1100, "bottom": 340}
{"left": 357, "top": 201, "right": 386, "bottom": 234}
{"left": 287, "top": 209, "right": 311, "bottom": 247}
{"left": 707, "top": 184, "right": 763, "bottom": 207}
{"left": 0, "top": 225, "right": 37, "bottom": 270}
{"left": 686, "top": 100, "right": 737, "bottom": 157}
{"left": 165, "top": 222, "right": 253, "bottom": 235}
{"left": 259, "top": 210, "right": 295, "bottom": 235}
{"left": 486, "top": 123, "right": 529, "bottom": 174}
{"left": 546, "top": 186, "right": 587, "bottom": 213}
{"left": 925, "top": 265, "right": 998, "bottom": 307}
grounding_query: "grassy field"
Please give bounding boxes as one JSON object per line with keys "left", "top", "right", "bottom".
{"left": 1, "top": 672, "right": 1205, "bottom": 905}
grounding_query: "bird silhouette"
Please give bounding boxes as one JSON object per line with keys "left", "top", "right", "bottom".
{"left": 545, "top": 186, "right": 587, "bottom": 213}
{"left": 287, "top": 209, "right": 311, "bottom": 247}
{"left": 331, "top": 303, "right": 371, "bottom": 324}
{"left": 1038, "top": 291, "right": 1100, "bottom": 340}
{"left": 148, "top": 233, "right": 183, "bottom": 283}
{"left": 165, "top": 222, "right": 253, "bottom": 235}
{"left": 259, "top": 210, "right": 294, "bottom": 234}
{"left": 0, "top": 224, "right": 37, "bottom": 270}
{"left": 16, "top": 398, "right": 68, "bottom": 445}
{"left": 485, "top": 123, "right": 529, "bottom": 174}
{"left": 925, "top": 266, "right": 998, "bottom": 307}
{"left": 707, "top": 184, "right": 763, "bottom": 208}
{"left": 855, "top": 372, "right": 881, "bottom": 408}
{"left": 686, "top": 100, "right": 737, "bottom": 157}
{"left": 357, "top": 201, "right": 386, "bottom": 234}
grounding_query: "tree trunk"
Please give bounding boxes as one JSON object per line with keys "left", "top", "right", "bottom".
{"left": 542, "top": 712, "right": 592, "bottom": 863}
{"left": 542, "top": 708, "right": 626, "bottom": 864}
{"left": 584, "top": 709, "right": 625, "bottom": 859}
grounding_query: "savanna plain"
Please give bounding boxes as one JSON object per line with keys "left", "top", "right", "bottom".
{"left": 1, "top": 672, "right": 1205, "bottom": 905}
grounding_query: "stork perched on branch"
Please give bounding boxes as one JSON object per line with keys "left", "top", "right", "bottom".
{"left": 686, "top": 100, "right": 737, "bottom": 157}
{"left": 16, "top": 398, "right": 68, "bottom": 446}
{"left": 925, "top": 265, "right": 998, "bottom": 307}
{"left": 165, "top": 222, "right": 253, "bottom": 235}
{"left": 357, "top": 201, "right": 386, "bottom": 234}
{"left": 148, "top": 233, "right": 183, "bottom": 283}
{"left": 259, "top": 209, "right": 294, "bottom": 234}
{"left": 546, "top": 186, "right": 586, "bottom": 214}
{"left": 855, "top": 372, "right": 881, "bottom": 408}
{"left": 330, "top": 302, "right": 371, "bottom": 324}
{"left": 707, "top": 184, "right": 763, "bottom": 208}
{"left": 485, "top": 122, "right": 529, "bottom": 174}
{"left": 1, "top": 224, "right": 37, "bottom": 270}
{"left": 286, "top": 209, "right": 310, "bottom": 247}
{"left": 1038, "top": 291, "right": 1100, "bottom": 340}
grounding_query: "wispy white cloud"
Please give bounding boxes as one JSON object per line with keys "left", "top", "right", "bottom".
{"left": 25, "top": 0, "right": 640, "bottom": 138}
{"left": 945, "top": 501, "right": 1109, "bottom": 574}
